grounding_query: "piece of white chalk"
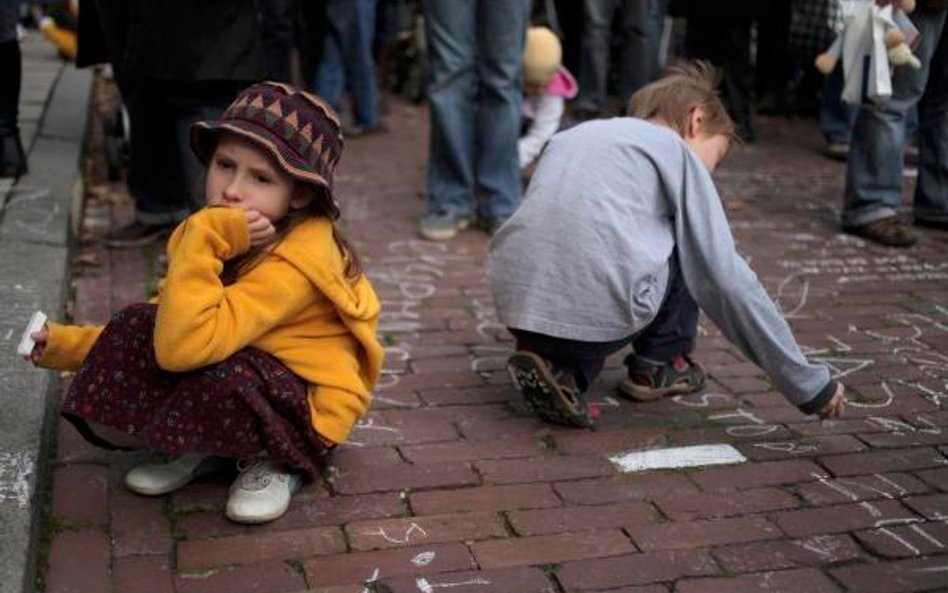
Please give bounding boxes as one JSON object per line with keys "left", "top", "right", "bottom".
{"left": 16, "top": 311, "right": 47, "bottom": 358}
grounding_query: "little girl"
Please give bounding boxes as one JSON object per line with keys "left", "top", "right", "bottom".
{"left": 519, "top": 26, "right": 578, "bottom": 172}
{"left": 26, "top": 81, "right": 384, "bottom": 524}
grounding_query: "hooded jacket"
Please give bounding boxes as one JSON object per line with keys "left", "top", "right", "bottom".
{"left": 40, "top": 207, "right": 383, "bottom": 444}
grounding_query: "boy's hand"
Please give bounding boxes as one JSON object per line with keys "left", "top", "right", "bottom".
{"left": 245, "top": 209, "right": 276, "bottom": 247}
{"left": 818, "top": 383, "right": 846, "bottom": 420}
{"left": 25, "top": 325, "right": 49, "bottom": 364}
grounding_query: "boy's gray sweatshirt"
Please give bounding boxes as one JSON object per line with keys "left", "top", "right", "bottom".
{"left": 488, "top": 118, "right": 834, "bottom": 412}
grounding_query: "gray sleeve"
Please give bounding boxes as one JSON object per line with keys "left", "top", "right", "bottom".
{"left": 664, "top": 147, "right": 833, "bottom": 410}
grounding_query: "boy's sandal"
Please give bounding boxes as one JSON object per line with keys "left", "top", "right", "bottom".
{"left": 617, "top": 353, "right": 707, "bottom": 401}
{"left": 506, "top": 351, "right": 592, "bottom": 427}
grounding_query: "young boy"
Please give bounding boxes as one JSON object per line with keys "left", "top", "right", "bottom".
{"left": 488, "top": 62, "right": 846, "bottom": 427}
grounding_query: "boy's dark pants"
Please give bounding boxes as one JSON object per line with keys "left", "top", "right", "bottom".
{"left": 510, "top": 255, "right": 699, "bottom": 391}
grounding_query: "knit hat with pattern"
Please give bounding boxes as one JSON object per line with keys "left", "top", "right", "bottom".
{"left": 190, "top": 81, "right": 344, "bottom": 217}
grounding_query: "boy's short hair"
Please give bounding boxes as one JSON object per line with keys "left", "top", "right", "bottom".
{"left": 627, "top": 61, "right": 736, "bottom": 140}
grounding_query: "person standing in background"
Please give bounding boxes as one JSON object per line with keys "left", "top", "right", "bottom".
{"left": 572, "top": 0, "right": 664, "bottom": 120}
{"left": 840, "top": 0, "right": 948, "bottom": 247}
{"left": 314, "top": 0, "right": 386, "bottom": 137}
{"left": 77, "top": 0, "right": 265, "bottom": 248}
{"left": 418, "top": 0, "right": 533, "bottom": 241}
{"left": 0, "top": 0, "right": 27, "bottom": 178}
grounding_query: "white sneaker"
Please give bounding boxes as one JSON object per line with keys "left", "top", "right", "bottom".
{"left": 125, "top": 454, "right": 210, "bottom": 496}
{"left": 225, "top": 459, "right": 301, "bottom": 524}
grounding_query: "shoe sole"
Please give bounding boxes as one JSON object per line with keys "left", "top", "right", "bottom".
{"left": 418, "top": 218, "right": 470, "bottom": 241}
{"left": 507, "top": 352, "right": 591, "bottom": 427}
{"left": 616, "top": 377, "right": 704, "bottom": 402}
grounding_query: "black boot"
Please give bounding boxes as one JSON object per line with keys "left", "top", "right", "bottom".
{"left": 0, "top": 132, "right": 27, "bottom": 178}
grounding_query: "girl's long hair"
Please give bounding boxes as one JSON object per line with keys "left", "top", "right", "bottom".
{"left": 220, "top": 184, "right": 363, "bottom": 286}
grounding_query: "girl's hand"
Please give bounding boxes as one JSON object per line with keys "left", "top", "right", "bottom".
{"left": 245, "top": 209, "right": 276, "bottom": 247}
{"left": 26, "top": 325, "right": 49, "bottom": 364}
{"left": 818, "top": 383, "right": 846, "bottom": 420}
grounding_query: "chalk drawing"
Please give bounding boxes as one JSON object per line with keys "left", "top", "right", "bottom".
{"left": 361, "top": 568, "right": 381, "bottom": 593}
{"left": 416, "top": 577, "right": 492, "bottom": 592}
{"left": 671, "top": 392, "right": 734, "bottom": 407}
{"left": 753, "top": 441, "right": 819, "bottom": 455}
{"left": 354, "top": 418, "right": 401, "bottom": 433}
{"left": 609, "top": 444, "right": 746, "bottom": 472}
{"left": 362, "top": 522, "right": 428, "bottom": 545}
{"left": 865, "top": 416, "right": 941, "bottom": 435}
{"left": 847, "top": 381, "right": 895, "bottom": 409}
{"left": 0, "top": 452, "right": 33, "bottom": 508}
{"left": 411, "top": 551, "right": 436, "bottom": 566}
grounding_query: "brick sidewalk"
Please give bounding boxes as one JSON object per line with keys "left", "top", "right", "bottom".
{"left": 42, "top": 96, "right": 948, "bottom": 593}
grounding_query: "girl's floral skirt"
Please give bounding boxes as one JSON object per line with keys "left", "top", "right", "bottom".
{"left": 61, "top": 303, "right": 330, "bottom": 479}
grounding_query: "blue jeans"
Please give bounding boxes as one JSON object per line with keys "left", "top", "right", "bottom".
{"left": 422, "top": 0, "right": 531, "bottom": 222}
{"left": 314, "top": 0, "right": 381, "bottom": 129}
{"left": 576, "top": 0, "right": 663, "bottom": 113}
{"left": 821, "top": 65, "right": 919, "bottom": 143}
{"left": 843, "top": 8, "right": 948, "bottom": 226}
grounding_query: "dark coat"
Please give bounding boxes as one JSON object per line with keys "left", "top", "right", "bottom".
{"left": 77, "top": 0, "right": 264, "bottom": 81}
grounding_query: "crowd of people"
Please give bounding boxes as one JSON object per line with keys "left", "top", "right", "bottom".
{"left": 5, "top": 0, "right": 945, "bottom": 526}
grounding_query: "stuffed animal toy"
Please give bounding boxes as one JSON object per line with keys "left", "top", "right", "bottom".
{"left": 815, "top": 0, "right": 920, "bottom": 105}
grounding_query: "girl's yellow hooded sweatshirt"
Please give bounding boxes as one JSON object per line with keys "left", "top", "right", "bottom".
{"left": 40, "top": 207, "right": 383, "bottom": 444}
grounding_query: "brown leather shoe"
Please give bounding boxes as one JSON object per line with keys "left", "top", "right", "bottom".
{"left": 843, "top": 217, "right": 918, "bottom": 247}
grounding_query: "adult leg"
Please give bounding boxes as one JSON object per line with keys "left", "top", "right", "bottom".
{"left": 421, "top": 0, "right": 477, "bottom": 220}
{"left": 575, "top": 0, "right": 619, "bottom": 115}
{"left": 339, "top": 0, "right": 382, "bottom": 130}
{"left": 314, "top": 0, "right": 349, "bottom": 114}
{"left": 914, "top": 9, "right": 948, "bottom": 226}
{"left": 842, "top": 9, "right": 945, "bottom": 239}
{"left": 474, "top": 0, "right": 531, "bottom": 225}
{"left": 616, "top": 0, "right": 662, "bottom": 108}
{"left": 819, "top": 65, "right": 857, "bottom": 159}
{"left": 260, "top": 0, "right": 299, "bottom": 83}
{"left": 0, "top": 37, "right": 26, "bottom": 177}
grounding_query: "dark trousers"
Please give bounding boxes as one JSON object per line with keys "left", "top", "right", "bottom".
{"left": 510, "top": 254, "right": 699, "bottom": 391}
{"left": 116, "top": 78, "right": 245, "bottom": 225}
{"left": 260, "top": 0, "right": 300, "bottom": 83}
{"left": 0, "top": 39, "right": 21, "bottom": 136}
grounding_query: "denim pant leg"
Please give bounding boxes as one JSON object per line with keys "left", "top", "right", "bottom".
{"left": 576, "top": 0, "right": 620, "bottom": 113}
{"left": 616, "top": 0, "right": 663, "bottom": 105}
{"left": 915, "top": 10, "right": 948, "bottom": 221}
{"left": 338, "top": 0, "right": 381, "bottom": 128}
{"left": 632, "top": 253, "right": 700, "bottom": 362}
{"left": 820, "top": 66, "right": 857, "bottom": 143}
{"left": 843, "top": 9, "right": 946, "bottom": 226}
{"left": 315, "top": 2, "right": 352, "bottom": 114}
{"left": 474, "top": 0, "right": 530, "bottom": 221}
{"left": 423, "top": 0, "right": 478, "bottom": 217}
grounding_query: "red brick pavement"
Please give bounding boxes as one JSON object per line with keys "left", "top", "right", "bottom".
{"left": 42, "top": 97, "right": 948, "bottom": 593}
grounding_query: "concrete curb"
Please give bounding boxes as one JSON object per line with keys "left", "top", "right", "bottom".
{"left": 0, "top": 40, "right": 91, "bottom": 593}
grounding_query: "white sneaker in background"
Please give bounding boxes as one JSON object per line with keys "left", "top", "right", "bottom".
{"left": 225, "top": 458, "right": 301, "bottom": 524}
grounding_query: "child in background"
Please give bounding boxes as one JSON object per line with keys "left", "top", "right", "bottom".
{"left": 26, "top": 82, "right": 384, "bottom": 524}
{"left": 519, "top": 26, "right": 578, "bottom": 171}
{"left": 489, "top": 62, "right": 846, "bottom": 427}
